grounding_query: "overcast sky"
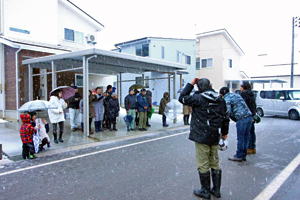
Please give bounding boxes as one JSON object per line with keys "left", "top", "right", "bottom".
{"left": 71, "top": 0, "right": 300, "bottom": 76}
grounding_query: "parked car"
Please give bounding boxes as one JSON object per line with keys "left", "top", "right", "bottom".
{"left": 255, "top": 89, "right": 300, "bottom": 120}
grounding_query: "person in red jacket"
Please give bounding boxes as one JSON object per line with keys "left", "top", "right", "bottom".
{"left": 20, "top": 113, "right": 37, "bottom": 159}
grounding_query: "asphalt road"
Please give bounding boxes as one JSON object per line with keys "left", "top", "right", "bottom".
{"left": 0, "top": 116, "right": 299, "bottom": 200}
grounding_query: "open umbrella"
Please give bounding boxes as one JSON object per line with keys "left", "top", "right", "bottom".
{"left": 18, "top": 100, "right": 58, "bottom": 112}
{"left": 129, "top": 84, "right": 145, "bottom": 90}
{"left": 49, "top": 86, "right": 76, "bottom": 100}
{"left": 164, "top": 99, "right": 183, "bottom": 120}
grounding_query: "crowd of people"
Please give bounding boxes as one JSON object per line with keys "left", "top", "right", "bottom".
{"left": 46, "top": 85, "right": 173, "bottom": 138}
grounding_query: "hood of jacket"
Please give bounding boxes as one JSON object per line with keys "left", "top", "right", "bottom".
{"left": 146, "top": 90, "right": 152, "bottom": 97}
{"left": 163, "top": 92, "right": 169, "bottom": 99}
{"left": 201, "top": 90, "right": 219, "bottom": 102}
{"left": 20, "top": 113, "right": 31, "bottom": 124}
{"left": 242, "top": 90, "right": 254, "bottom": 97}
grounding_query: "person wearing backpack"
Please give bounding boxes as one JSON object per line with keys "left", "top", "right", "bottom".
{"left": 179, "top": 78, "right": 229, "bottom": 199}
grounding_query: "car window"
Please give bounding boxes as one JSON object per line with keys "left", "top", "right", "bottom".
{"left": 267, "top": 91, "right": 275, "bottom": 99}
{"left": 287, "top": 90, "right": 300, "bottom": 100}
{"left": 275, "top": 91, "right": 285, "bottom": 100}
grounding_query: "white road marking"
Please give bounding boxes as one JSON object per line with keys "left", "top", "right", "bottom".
{"left": 0, "top": 131, "right": 189, "bottom": 177}
{"left": 254, "top": 152, "right": 300, "bottom": 200}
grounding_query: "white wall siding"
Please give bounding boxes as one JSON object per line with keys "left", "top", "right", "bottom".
{"left": 3, "top": 0, "right": 58, "bottom": 45}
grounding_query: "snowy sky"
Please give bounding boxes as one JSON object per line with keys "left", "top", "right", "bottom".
{"left": 71, "top": 0, "right": 300, "bottom": 76}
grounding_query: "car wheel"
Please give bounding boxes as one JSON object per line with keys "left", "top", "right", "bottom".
{"left": 257, "top": 108, "right": 264, "bottom": 117}
{"left": 289, "top": 110, "right": 299, "bottom": 120}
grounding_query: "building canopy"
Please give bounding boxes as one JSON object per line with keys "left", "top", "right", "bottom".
{"left": 22, "top": 48, "right": 186, "bottom": 75}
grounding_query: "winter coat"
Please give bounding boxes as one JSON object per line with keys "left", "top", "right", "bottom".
{"left": 48, "top": 96, "right": 67, "bottom": 124}
{"left": 223, "top": 92, "right": 252, "bottom": 122}
{"left": 107, "top": 98, "right": 120, "bottom": 119}
{"left": 158, "top": 92, "right": 170, "bottom": 115}
{"left": 94, "top": 94, "right": 105, "bottom": 121}
{"left": 68, "top": 93, "right": 81, "bottom": 109}
{"left": 183, "top": 105, "right": 192, "bottom": 115}
{"left": 241, "top": 90, "right": 257, "bottom": 116}
{"left": 179, "top": 83, "right": 229, "bottom": 145}
{"left": 89, "top": 94, "right": 97, "bottom": 118}
{"left": 137, "top": 93, "right": 148, "bottom": 112}
{"left": 146, "top": 90, "right": 152, "bottom": 113}
{"left": 124, "top": 94, "right": 137, "bottom": 111}
{"left": 34, "top": 118, "right": 50, "bottom": 142}
{"left": 20, "top": 113, "right": 36, "bottom": 143}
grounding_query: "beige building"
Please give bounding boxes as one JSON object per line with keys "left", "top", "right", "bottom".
{"left": 195, "top": 29, "right": 245, "bottom": 91}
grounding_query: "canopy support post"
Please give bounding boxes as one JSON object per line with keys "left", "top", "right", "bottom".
{"left": 28, "top": 64, "right": 33, "bottom": 101}
{"left": 173, "top": 72, "right": 177, "bottom": 124}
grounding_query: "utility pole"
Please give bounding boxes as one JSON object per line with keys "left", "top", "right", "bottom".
{"left": 291, "top": 16, "right": 300, "bottom": 88}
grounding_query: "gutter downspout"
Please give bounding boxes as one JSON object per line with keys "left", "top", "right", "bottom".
{"left": 15, "top": 46, "right": 22, "bottom": 122}
{"left": 0, "top": 0, "right": 4, "bottom": 35}
{"left": 1, "top": 44, "right": 4, "bottom": 119}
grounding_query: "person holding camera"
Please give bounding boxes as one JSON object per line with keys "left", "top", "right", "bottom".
{"left": 179, "top": 78, "right": 229, "bottom": 199}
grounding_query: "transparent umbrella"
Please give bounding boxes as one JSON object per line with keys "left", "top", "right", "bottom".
{"left": 164, "top": 99, "right": 183, "bottom": 120}
{"left": 18, "top": 100, "right": 58, "bottom": 112}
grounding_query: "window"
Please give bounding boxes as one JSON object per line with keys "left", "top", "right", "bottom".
{"left": 10, "top": 27, "right": 30, "bottom": 34}
{"left": 136, "top": 77, "right": 143, "bottom": 85}
{"left": 201, "top": 58, "right": 213, "bottom": 68}
{"left": 136, "top": 44, "right": 149, "bottom": 57}
{"left": 177, "top": 51, "right": 180, "bottom": 62}
{"left": 186, "top": 55, "right": 191, "bottom": 65}
{"left": 287, "top": 90, "right": 300, "bottom": 100}
{"left": 145, "top": 76, "right": 149, "bottom": 88}
{"left": 75, "top": 74, "right": 83, "bottom": 87}
{"left": 64, "top": 28, "right": 84, "bottom": 43}
{"left": 228, "top": 59, "right": 232, "bottom": 68}
{"left": 260, "top": 91, "right": 275, "bottom": 99}
{"left": 196, "top": 58, "right": 200, "bottom": 70}
{"left": 275, "top": 91, "right": 286, "bottom": 100}
{"left": 74, "top": 31, "right": 84, "bottom": 43}
{"left": 161, "top": 46, "right": 165, "bottom": 59}
{"left": 65, "top": 28, "right": 74, "bottom": 41}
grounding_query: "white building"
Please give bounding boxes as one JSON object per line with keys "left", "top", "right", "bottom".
{"left": 115, "top": 37, "right": 195, "bottom": 105}
{"left": 196, "top": 29, "right": 245, "bottom": 92}
{"left": 0, "top": 0, "right": 106, "bottom": 119}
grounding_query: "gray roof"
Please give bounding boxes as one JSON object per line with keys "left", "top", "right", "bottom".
{"left": 115, "top": 37, "right": 195, "bottom": 47}
{"left": 22, "top": 48, "right": 187, "bottom": 75}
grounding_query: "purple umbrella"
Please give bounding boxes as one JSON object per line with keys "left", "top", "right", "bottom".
{"left": 49, "top": 86, "right": 76, "bottom": 100}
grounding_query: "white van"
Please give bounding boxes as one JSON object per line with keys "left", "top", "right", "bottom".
{"left": 255, "top": 89, "right": 300, "bottom": 120}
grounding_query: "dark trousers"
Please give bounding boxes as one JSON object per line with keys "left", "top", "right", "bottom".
{"left": 146, "top": 112, "right": 151, "bottom": 125}
{"left": 89, "top": 118, "right": 93, "bottom": 129}
{"left": 22, "top": 142, "right": 35, "bottom": 159}
{"left": 52, "top": 121, "right": 64, "bottom": 134}
{"left": 40, "top": 138, "right": 48, "bottom": 148}
{"left": 248, "top": 122, "right": 256, "bottom": 149}
{"left": 108, "top": 117, "right": 117, "bottom": 127}
{"left": 162, "top": 114, "right": 167, "bottom": 125}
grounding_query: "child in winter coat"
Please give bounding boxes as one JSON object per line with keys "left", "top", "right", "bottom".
{"left": 28, "top": 111, "right": 51, "bottom": 151}
{"left": 20, "top": 113, "right": 37, "bottom": 159}
{"left": 107, "top": 93, "right": 120, "bottom": 131}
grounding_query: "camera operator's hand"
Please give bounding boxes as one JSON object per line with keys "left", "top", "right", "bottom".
{"left": 191, "top": 78, "right": 199, "bottom": 86}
